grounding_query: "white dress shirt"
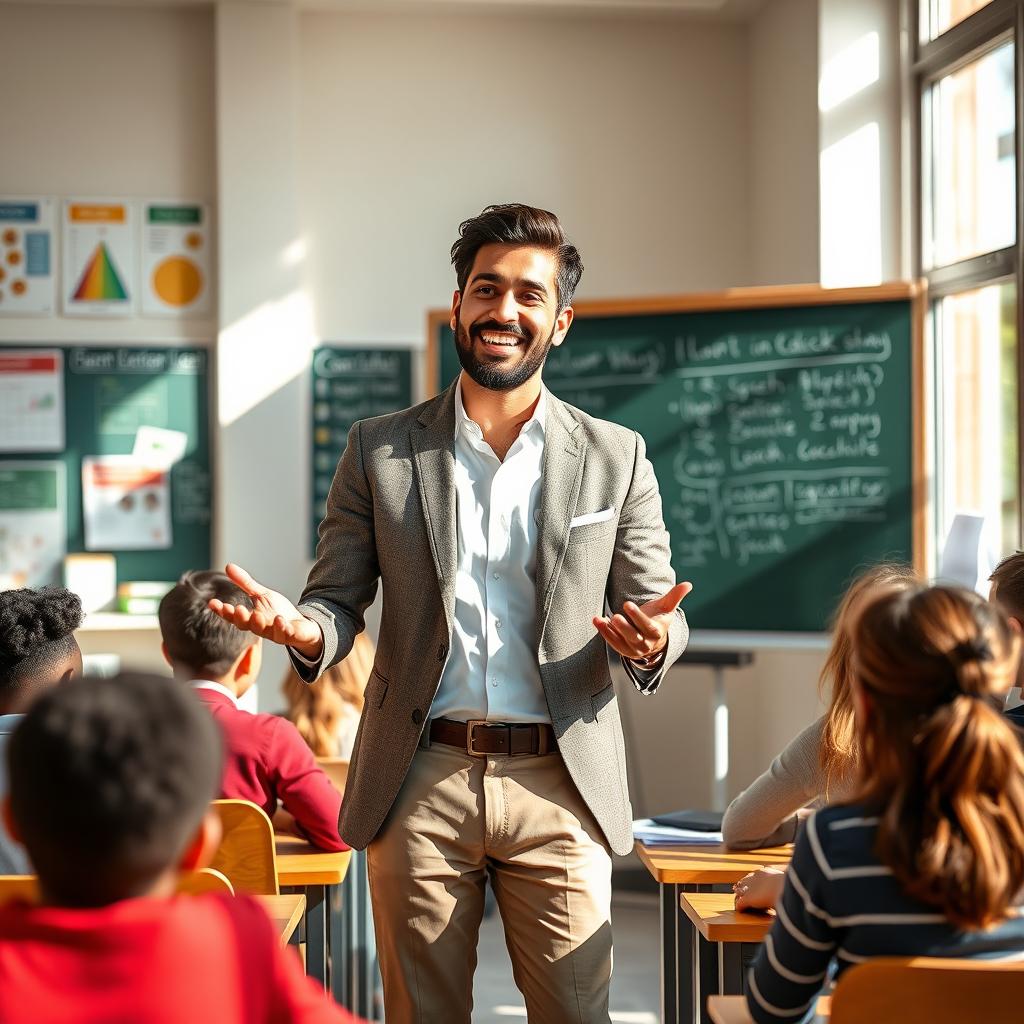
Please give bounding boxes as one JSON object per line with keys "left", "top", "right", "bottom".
{"left": 429, "top": 378, "right": 550, "bottom": 724}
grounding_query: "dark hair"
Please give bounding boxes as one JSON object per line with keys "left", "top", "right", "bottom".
{"left": 8, "top": 672, "right": 223, "bottom": 906}
{"left": 851, "top": 584, "right": 1024, "bottom": 928}
{"left": 158, "top": 570, "right": 255, "bottom": 676}
{"left": 0, "top": 587, "right": 83, "bottom": 699}
{"left": 990, "top": 551, "right": 1024, "bottom": 620}
{"left": 451, "top": 203, "right": 584, "bottom": 312}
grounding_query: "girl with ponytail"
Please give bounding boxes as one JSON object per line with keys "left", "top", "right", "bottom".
{"left": 745, "top": 584, "right": 1024, "bottom": 1024}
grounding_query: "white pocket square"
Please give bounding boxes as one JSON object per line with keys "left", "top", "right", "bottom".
{"left": 569, "top": 507, "right": 616, "bottom": 529}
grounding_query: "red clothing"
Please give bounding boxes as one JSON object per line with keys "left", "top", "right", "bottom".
{"left": 0, "top": 893, "right": 356, "bottom": 1024}
{"left": 196, "top": 689, "right": 346, "bottom": 852}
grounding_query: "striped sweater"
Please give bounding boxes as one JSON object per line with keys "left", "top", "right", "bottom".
{"left": 746, "top": 803, "right": 1024, "bottom": 1024}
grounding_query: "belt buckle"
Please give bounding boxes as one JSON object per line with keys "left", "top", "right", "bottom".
{"left": 465, "top": 719, "right": 488, "bottom": 757}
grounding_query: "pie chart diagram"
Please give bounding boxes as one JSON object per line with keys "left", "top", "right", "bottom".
{"left": 152, "top": 256, "right": 203, "bottom": 307}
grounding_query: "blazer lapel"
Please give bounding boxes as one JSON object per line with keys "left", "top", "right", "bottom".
{"left": 411, "top": 383, "right": 458, "bottom": 634}
{"left": 535, "top": 394, "right": 586, "bottom": 646}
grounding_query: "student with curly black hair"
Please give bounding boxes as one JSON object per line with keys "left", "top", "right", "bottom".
{"left": 0, "top": 586, "right": 83, "bottom": 872}
{"left": 0, "top": 672, "right": 356, "bottom": 1023}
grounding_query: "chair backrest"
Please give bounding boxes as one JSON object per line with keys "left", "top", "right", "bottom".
{"left": 0, "top": 876, "right": 39, "bottom": 905}
{"left": 209, "top": 799, "right": 279, "bottom": 895}
{"left": 316, "top": 756, "right": 349, "bottom": 796}
{"left": 176, "top": 867, "right": 235, "bottom": 896}
{"left": 0, "top": 869, "right": 236, "bottom": 904}
{"left": 831, "top": 956, "right": 1024, "bottom": 1024}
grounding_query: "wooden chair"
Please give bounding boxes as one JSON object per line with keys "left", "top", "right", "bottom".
{"left": 708, "top": 956, "right": 1024, "bottom": 1024}
{"left": 830, "top": 956, "right": 1024, "bottom": 1023}
{"left": 315, "top": 757, "right": 349, "bottom": 796}
{"left": 210, "top": 799, "right": 280, "bottom": 895}
{"left": 0, "top": 876, "right": 38, "bottom": 904}
{"left": 176, "top": 867, "right": 235, "bottom": 896}
{"left": 0, "top": 869, "right": 234, "bottom": 905}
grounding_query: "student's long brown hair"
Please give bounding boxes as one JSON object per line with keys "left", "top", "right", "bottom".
{"left": 281, "top": 632, "right": 374, "bottom": 757}
{"left": 817, "top": 563, "right": 918, "bottom": 797}
{"left": 851, "top": 584, "right": 1024, "bottom": 929}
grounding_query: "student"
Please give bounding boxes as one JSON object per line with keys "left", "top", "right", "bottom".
{"left": 0, "top": 672, "right": 355, "bottom": 1023}
{"left": 281, "top": 632, "right": 373, "bottom": 759}
{"left": 159, "top": 570, "right": 346, "bottom": 852}
{"left": 745, "top": 584, "right": 1024, "bottom": 1024}
{"left": 989, "top": 551, "right": 1024, "bottom": 729}
{"left": 0, "top": 586, "right": 83, "bottom": 873}
{"left": 724, "top": 563, "right": 916, "bottom": 852}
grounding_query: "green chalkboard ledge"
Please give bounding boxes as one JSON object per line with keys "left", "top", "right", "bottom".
{"left": 78, "top": 612, "right": 159, "bottom": 632}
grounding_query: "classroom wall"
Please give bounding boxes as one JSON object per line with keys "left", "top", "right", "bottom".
{"left": 0, "top": 2, "right": 216, "bottom": 345}
{"left": 747, "top": 0, "right": 820, "bottom": 286}
{"left": 297, "top": 9, "right": 752, "bottom": 343}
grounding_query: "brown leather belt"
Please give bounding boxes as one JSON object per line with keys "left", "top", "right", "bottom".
{"left": 429, "top": 718, "right": 555, "bottom": 757}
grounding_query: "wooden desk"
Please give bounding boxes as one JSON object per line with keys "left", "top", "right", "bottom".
{"left": 681, "top": 893, "right": 774, "bottom": 997}
{"left": 258, "top": 893, "right": 306, "bottom": 943}
{"left": 275, "top": 836, "right": 352, "bottom": 991}
{"left": 636, "top": 841, "right": 791, "bottom": 1024}
{"left": 708, "top": 994, "right": 830, "bottom": 1024}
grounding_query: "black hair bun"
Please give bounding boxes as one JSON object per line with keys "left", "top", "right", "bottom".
{"left": 0, "top": 588, "right": 84, "bottom": 661}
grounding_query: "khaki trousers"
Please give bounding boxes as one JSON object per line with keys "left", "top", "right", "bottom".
{"left": 365, "top": 737, "right": 613, "bottom": 1024}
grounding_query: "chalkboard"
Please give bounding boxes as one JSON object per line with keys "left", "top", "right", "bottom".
{"left": 427, "top": 284, "right": 924, "bottom": 634}
{"left": 311, "top": 346, "right": 414, "bottom": 557}
{"left": 0, "top": 345, "right": 210, "bottom": 586}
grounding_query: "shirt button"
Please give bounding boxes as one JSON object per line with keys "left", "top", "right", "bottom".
{"left": 495, "top": 618, "right": 502, "bottom": 629}
{"left": 490, "top": 678, "right": 499, "bottom": 688}
{"left": 493, "top": 572, "right": 500, "bottom": 580}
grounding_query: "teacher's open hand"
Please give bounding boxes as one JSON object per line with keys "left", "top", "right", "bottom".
{"left": 593, "top": 582, "right": 692, "bottom": 666}
{"left": 207, "top": 563, "right": 324, "bottom": 660}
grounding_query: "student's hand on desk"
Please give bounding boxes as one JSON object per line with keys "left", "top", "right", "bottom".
{"left": 733, "top": 866, "right": 786, "bottom": 912}
{"left": 207, "top": 563, "right": 324, "bottom": 660}
{"left": 593, "top": 582, "right": 692, "bottom": 666}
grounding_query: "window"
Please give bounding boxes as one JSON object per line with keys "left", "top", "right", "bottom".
{"left": 920, "top": 0, "right": 997, "bottom": 42}
{"left": 911, "top": 0, "right": 1023, "bottom": 557}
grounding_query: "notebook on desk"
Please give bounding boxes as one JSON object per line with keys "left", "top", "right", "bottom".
{"left": 650, "top": 809, "right": 723, "bottom": 832}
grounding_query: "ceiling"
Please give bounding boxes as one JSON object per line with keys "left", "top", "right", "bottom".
{"left": 2, "top": 0, "right": 769, "bottom": 21}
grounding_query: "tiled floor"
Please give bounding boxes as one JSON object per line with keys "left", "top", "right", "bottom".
{"left": 470, "top": 892, "right": 660, "bottom": 1024}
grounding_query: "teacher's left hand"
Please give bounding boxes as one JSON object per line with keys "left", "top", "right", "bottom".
{"left": 593, "top": 581, "right": 692, "bottom": 663}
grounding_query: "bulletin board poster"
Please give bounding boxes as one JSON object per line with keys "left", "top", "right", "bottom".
{"left": 0, "top": 349, "right": 64, "bottom": 452}
{"left": 0, "top": 197, "right": 56, "bottom": 315}
{"left": 61, "top": 199, "right": 136, "bottom": 317}
{"left": 0, "top": 461, "right": 66, "bottom": 589}
{"left": 141, "top": 201, "right": 213, "bottom": 317}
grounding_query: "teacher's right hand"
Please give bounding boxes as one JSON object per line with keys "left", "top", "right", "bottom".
{"left": 207, "top": 563, "right": 324, "bottom": 661}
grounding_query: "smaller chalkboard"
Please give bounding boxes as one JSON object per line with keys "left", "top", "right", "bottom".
{"left": 310, "top": 346, "right": 414, "bottom": 557}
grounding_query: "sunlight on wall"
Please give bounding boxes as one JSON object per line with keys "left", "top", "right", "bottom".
{"left": 819, "top": 122, "right": 882, "bottom": 287}
{"left": 818, "top": 31, "right": 879, "bottom": 113}
{"left": 218, "top": 286, "right": 315, "bottom": 426}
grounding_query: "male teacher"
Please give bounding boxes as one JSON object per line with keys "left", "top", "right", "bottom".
{"left": 211, "top": 204, "right": 691, "bottom": 1023}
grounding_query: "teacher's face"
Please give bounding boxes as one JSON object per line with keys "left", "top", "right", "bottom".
{"left": 450, "top": 244, "right": 572, "bottom": 392}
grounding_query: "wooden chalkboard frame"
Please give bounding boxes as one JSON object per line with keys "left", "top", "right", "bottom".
{"left": 426, "top": 282, "right": 928, "bottom": 578}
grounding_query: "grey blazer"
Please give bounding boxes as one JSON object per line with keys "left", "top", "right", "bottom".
{"left": 294, "top": 381, "right": 688, "bottom": 854}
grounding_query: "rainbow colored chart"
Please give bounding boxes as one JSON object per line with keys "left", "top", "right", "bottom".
{"left": 72, "top": 243, "right": 128, "bottom": 302}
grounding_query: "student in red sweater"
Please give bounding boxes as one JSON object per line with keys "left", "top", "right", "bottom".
{"left": 0, "top": 671, "right": 355, "bottom": 1024}
{"left": 159, "top": 571, "right": 346, "bottom": 852}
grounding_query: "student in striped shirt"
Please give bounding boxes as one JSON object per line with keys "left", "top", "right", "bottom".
{"left": 746, "top": 584, "right": 1024, "bottom": 1024}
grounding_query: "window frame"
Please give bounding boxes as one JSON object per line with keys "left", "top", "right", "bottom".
{"left": 907, "top": 0, "right": 1024, "bottom": 550}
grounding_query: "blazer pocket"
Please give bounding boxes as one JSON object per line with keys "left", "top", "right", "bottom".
{"left": 365, "top": 668, "right": 389, "bottom": 709}
{"left": 569, "top": 506, "right": 616, "bottom": 530}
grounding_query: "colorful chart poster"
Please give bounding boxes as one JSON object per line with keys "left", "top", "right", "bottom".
{"left": 62, "top": 199, "right": 136, "bottom": 317}
{"left": 141, "top": 201, "right": 212, "bottom": 317}
{"left": 0, "top": 462, "right": 66, "bottom": 589}
{"left": 82, "top": 455, "right": 171, "bottom": 551}
{"left": 0, "top": 197, "right": 56, "bottom": 315}
{"left": 0, "top": 349, "right": 64, "bottom": 451}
